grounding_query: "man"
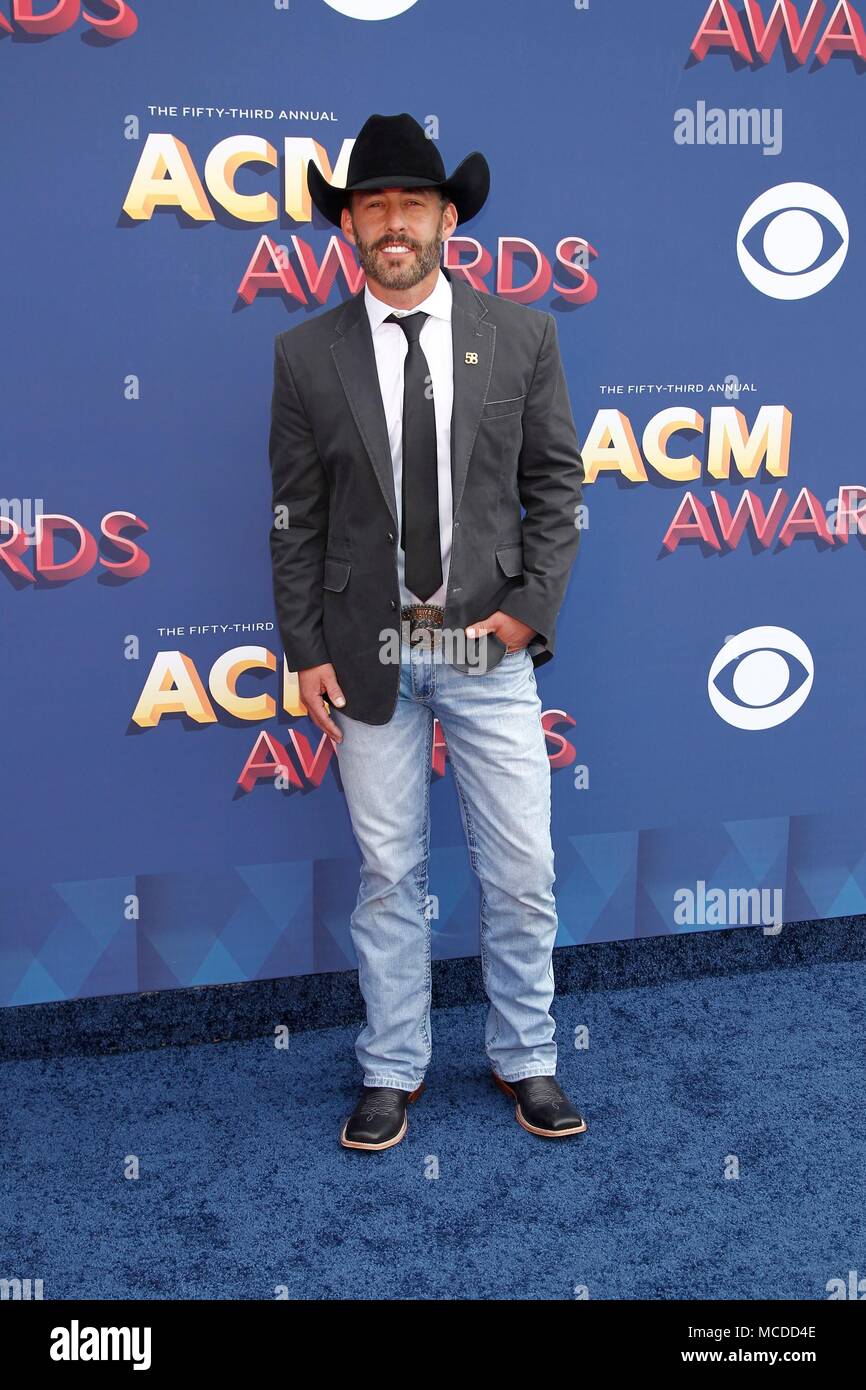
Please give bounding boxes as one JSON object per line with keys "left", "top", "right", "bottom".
{"left": 269, "top": 113, "right": 587, "bottom": 1150}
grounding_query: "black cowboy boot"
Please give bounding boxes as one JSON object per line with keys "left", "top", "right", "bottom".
{"left": 493, "top": 1073, "right": 587, "bottom": 1137}
{"left": 339, "top": 1082, "right": 425, "bottom": 1151}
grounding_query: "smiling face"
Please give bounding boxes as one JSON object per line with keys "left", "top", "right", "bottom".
{"left": 340, "top": 186, "right": 457, "bottom": 294}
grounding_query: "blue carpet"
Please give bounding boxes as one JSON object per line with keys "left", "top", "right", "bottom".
{"left": 1, "top": 955, "right": 862, "bottom": 1300}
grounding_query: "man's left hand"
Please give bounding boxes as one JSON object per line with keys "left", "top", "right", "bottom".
{"left": 465, "top": 612, "right": 536, "bottom": 653}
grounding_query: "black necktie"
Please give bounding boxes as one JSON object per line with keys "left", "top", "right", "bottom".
{"left": 385, "top": 311, "right": 442, "bottom": 602}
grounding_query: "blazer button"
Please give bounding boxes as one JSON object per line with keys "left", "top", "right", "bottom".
{"left": 390, "top": 600, "right": 397, "bottom": 610}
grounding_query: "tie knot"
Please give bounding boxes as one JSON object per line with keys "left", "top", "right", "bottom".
{"left": 385, "top": 310, "right": 428, "bottom": 342}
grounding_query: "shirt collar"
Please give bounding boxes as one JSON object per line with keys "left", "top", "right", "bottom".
{"left": 364, "top": 266, "right": 452, "bottom": 333}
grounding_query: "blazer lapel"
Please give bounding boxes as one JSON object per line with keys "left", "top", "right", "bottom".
{"left": 329, "top": 265, "right": 495, "bottom": 529}
{"left": 446, "top": 269, "right": 494, "bottom": 518}
{"left": 330, "top": 293, "right": 399, "bottom": 528}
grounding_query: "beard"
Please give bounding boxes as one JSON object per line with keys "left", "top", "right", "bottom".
{"left": 355, "top": 221, "right": 444, "bottom": 290}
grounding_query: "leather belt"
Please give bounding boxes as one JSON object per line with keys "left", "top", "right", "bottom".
{"left": 400, "top": 603, "right": 522, "bottom": 655}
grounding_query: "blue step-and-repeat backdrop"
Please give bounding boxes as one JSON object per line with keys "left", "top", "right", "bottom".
{"left": 2, "top": 0, "right": 865, "bottom": 1007}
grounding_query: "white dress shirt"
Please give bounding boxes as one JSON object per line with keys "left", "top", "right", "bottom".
{"left": 364, "top": 268, "right": 454, "bottom": 609}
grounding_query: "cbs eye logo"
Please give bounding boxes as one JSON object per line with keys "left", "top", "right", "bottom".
{"left": 322, "top": 0, "right": 420, "bottom": 17}
{"left": 708, "top": 626, "right": 814, "bottom": 730}
{"left": 737, "top": 182, "right": 848, "bottom": 300}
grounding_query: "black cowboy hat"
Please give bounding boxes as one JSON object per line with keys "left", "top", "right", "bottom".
{"left": 307, "top": 112, "right": 490, "bottom": 228}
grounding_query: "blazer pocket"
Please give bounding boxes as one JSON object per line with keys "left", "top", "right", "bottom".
{"left": 495, "top": 542, "right": 524, "bottom": 578}
{"left": 481, "top": 393, "right": 525, "bottom": 420}
{"left": 323, "top": 556, "right": 351, "bottom": 592}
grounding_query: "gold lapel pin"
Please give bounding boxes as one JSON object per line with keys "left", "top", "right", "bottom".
{"left": 464, "top": 351, "right": 479, "bottom": 365}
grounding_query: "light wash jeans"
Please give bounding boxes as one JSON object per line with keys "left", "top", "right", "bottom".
{"left": 331, "top": 639, "right": 559, "bottom": 1090}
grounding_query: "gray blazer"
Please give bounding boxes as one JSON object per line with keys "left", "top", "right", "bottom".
{"left": 268, "top": 265, "right": 584, "bottom": 724}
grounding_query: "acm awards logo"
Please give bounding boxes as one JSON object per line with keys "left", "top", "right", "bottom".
{"left": 690, "top": 0, "right": 866, "bottom": 65}
{"left": 0, "top": 0, "right": 137, "bottom": 38}
{"left": 121, "top": 132, "right": 598, "bottom": 310}
{"left": 0, "top": 0, "right": 414, "bottom": 35}
{"left": 0, "top": 510, "right": 150, "bottom": 583}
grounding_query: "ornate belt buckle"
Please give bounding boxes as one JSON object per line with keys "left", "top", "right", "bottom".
{"left": 401, "top": 602, "right": 445, "bottom": 645}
